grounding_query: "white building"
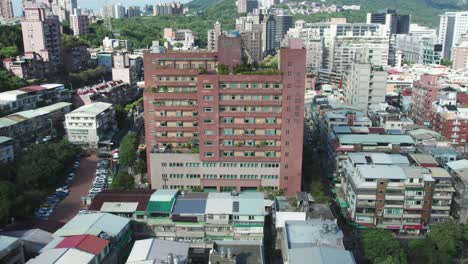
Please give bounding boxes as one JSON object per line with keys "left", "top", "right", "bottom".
{"left": 439, "top": 11, "right": 468, "bottom": 60}
{"left": 345, "top": 51, "right": 387, "bottom": 111}
{"left": 394, "top": 34, "right": 441, "bottom": 65}
{"left": 65, "top": 102, "right": 116, "bottom": 148}
{"left": 0, "top": 137, "right": 14, "bottom": 163}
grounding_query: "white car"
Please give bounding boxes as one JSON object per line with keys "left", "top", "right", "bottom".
{"left": 89, "top": 188, "right": 102, "bottom": 195}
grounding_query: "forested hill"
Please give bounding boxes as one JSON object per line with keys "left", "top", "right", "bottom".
{"left": 187, "top": 0, "right": 468, "bottom": 27}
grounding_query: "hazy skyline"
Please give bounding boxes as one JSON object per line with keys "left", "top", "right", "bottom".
{"left": 12, "top": 0, "right": 189, "bottom": 16}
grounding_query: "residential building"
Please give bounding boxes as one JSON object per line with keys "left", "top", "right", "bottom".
{"left": 0, "top": 102, "right": 72, "bottom": 148}
{"left": 209, "top": 240, "right": 265, "bottom": 264}
{"left": 163, "top": 29, "right": 195, "bottom": 51}
{"left": 452, "top": 34, "right": 468, "bottom": 72}
{"left": 411, "top": 74, "right": 442, "bottom": 126}
{"left": 439, "top": 12, "right": 468, "bottom": 60}
{"left": 344, "top": 164, "right": 438, "bottom": 233}
{"left": 29, "top": 213, "right": 131, "bottom": 263}
{"left": 153, "top": 2, "right": 183, "bottom": 16}
{"left": 394, "top": 34, "right": 442, "bottom": 65}
{"left": 281, "top": 220, "right": 355, "bottom": 264}
{"left": 89, "top": 190, "right": 266, "bottom": 247}
{"left": 73, "top": 80, "right": 140, "bottom": 107}
{"left": 275, "top": 11, "right": 293, "bottom": 47}
{"left": 112, "top": 52, "right": 138, "bottom": 84}
{"left": 320, "top": 109, "right": 372, "bottom": 135}
{"left": 409, "top": 23, "right": 437, "bottom": 38}
{"left": 22, "top": 3, "right": 63, "bottom": 73}
{"left": 0, "top": 229, "right": 53, "bottom": 257}
{"left": 0, "top": 0, "right": 13, "bottom": 19}
{"left": 446, "top": 159, "right": 468, "bottom": 222}
{"left": 241, "top": 25, "right": 263, "bottom": 63}
{"left": 207, "top": 21, "right": 221, "bottom": 52}
{"left": 0, "top": 236, "right": 25, "bottom": 264}
{"left": 427, "top": 167, "right": 455, "bottom": 224}
{"left": 144, "top": 39, "right": 305, "bottom": 195}
{"left": 236, "top": 0, "right": 258, "bottom": 14}
{"left": 0, "top": 84, "right": 71, "bottom": 115}
{"left": 430, "top": 87, "right": 468, "bottom": 146}
{"left": 0, "top": 137, "right": 14, "bottom": 163}
{"left": 367, "top": 9, "right": 410, "bottom": 34}
{"left": 96, "top": 51, "right": 113, "bottom": 72}
{"left": 62, "top": 45, "right": 91, "bottom": 73}
{"left": 2, "top": 52, "right": 46, "bottom": 80}
{"left": 70, "top": 12, "right": 89, "bottom": 36}
{"left": 102, "top": 37, "right": 131, "bottom": 51}
{"left": 430, "top": 147, "right": 459, "bottom": 165}
{"left": 126, "top": 6, "right": 141, "bottom": 18}
{"left": 126, "top": 239, "right": 189, "bottom": 264}
{"left": 345, "top": 51, "right": 387, "bottom": 111}
{"left": 65, "top": 102, "right": 116, "bottom": 148}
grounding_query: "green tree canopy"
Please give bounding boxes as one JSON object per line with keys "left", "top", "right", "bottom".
{"left": 62, "top": 34, "right": 90, "bottom": 49}
{"left": 119, "top": 133, "right": 139, "bottom": 167}
{"left": 361, "top": 229, "right": 407, "bottom": 264}
{"left": 111, "top": 171, "right": 135, "bottom": 190}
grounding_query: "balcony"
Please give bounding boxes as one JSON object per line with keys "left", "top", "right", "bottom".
{"left": 431, "top": 205, "right": 451, "bottom": 210}
{"left": 356, "top": 201, "right": 376, "bottom": 207}
{"left": 404, "top": 204, "right": 423, "bottom": 210}
{"left": 402, "top": 213, "right": 422, "bottom": 218}
{"left": 176, "top": 231, "right": 205, "bottom": 238}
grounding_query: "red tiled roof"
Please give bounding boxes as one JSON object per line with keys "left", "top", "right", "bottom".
{"left": 88, "top": 189, "right": 156, "bottom": 211}
{"left": 401, "top": 89, "right": 412, "bottom": 96}
{"left": 19, "top": 86, "right": 45, "bottom": 92}
{"left": 56, "top": 234, "right": 109, "bottom": 255}
{"left": 387, "top": 70, "right": 403, "bottom": 75}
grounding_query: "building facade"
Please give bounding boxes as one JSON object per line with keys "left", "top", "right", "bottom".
{"left": 0, "top": 0, "right": 13, "bottom": 19}
{"left": 65, "top": 102, "right": 116, "bottom": 148}
{"left": 439, "top": 12, "right": 468, "bottom": 60}
{"left": 70, "top": 13, "right": 89, "bottom": 36}
{"left": 143, "top": 39, "right": 305, "bottom": 195}
{"left": 0, "top": 136, "right": 14, "bottom": 163}
{"left": 207, "top": 21, "right": 221, "bottom": 52}
{"left": 22, "top": 4, "right": 63, "bottom": 73}
{"left": 366, "top": 9, "right": 410, "bottom": 35}
{"left": 410, "top": 74, "right": 441, "bottom": 126}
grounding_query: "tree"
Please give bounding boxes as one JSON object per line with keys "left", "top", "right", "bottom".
{"left": 428, "top": 220, "right": 463, "bottom": 256}
{"left": 361, "top": 229, "right": 407, "bottom": 264}
{"left": 0, "top": 46, "right": 19, "bottom": 59}
{"left": 440, "top": 59, "right": 453, "bottom": 67}
{"left": 134, "top": 159, "right": 147, "bottom": 175}
{"left": 0, "top": 70, "right": 29, "bottom": 92}
{"left": 62, "top": 34, "right": 90, "bottom": 49}
{"left": 112, "top": 172, "right": 135, "bottom": 190}
{"left": 119, "top": 133, "right": 139, "bottom": 168}
{"left": 217, "top": 64, "right": 229, "bottom": 75}
{"left": 0, "top": 181, "right": 15, "bottom": 223}
{"left": 191, "top": 186, "right": 203, "bottom": 192}
{"left": 115, "top": 105, "right": 127, "bottom": 129}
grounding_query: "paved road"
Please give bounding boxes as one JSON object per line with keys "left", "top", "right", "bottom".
{"left": 49, "top": 154, "right": 98, "bottom": 223}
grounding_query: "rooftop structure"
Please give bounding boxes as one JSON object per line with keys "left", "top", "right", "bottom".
{"left": 126, "top": 238, "right": 189, "bottom": 264}
{"left": 209, "top": 240, "right": 265, "bottom": 264}
{"left": 53, "top": 213, "right": 130, "bottom": 238}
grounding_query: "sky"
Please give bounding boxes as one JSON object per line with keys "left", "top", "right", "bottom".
{"left": 12, "top": 0, "right": 189, "bottom": 16}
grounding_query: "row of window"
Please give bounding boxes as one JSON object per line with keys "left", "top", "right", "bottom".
{"left": 157, "top": 76, "right": 196, "bottom": 82}
{"left": 217, "top": 117, "right": 277, "bottom": 124}
{"left": 221, "top": 140, "right": 276, "bottom": 147}
{"left": 163, "top": 173, "right": 279, "bottom": 180}
{"left": 219, "top": 129, "right": 278, "bottom": 136}
{"left": 221, "top": 151, "right": 277, "bottom": 157}
{"left": 162, "top": 162, "right": 280, "bottom": 168}
{"left": 158, "top": 111, "right": 198, "bottom": 117}
{"left": 218, "top": 83, "right": 281, "bottom": 89}
{"left": 151, "top": 87, "right": 197, "bottom": 93}
{"left": 153, "top": 100, "right": 197, "bottom": 106}
{"left": 217, "top": 94, "right": 281, "bottom": 101}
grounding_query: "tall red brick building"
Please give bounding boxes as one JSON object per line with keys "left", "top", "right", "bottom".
{"left": 143, "top": 36, "right": 306, "bottom": 195}
{"left": 410, "top": 74, "right": 441, "bottom": 126}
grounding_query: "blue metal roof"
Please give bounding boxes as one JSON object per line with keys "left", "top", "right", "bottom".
{"left": 172, "top": 199, "right": 206, "bottom": 215}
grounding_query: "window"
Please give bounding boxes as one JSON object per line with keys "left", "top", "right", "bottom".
{"left": 244, "top": 152, "right": 255, "bottom": 157}
{"left": 223, "top": 140, "right": 233, "bottom": 146}
{"left": 176, "top": 111, "right": 183, "bottom": 117}
{"left": 203, "top": 95, "right": 213, "bottom": 101}
{"left": 176, "top": 132, "right": 184, "bottom": 137}
{"left": 223, "top": 151, "right": 234, "bottom": 157}
{"left": 245, "top": 140, "right": 254, "bottom": 146}
{"left": 223, "top": 117, "right": 234, "bottom": 123}
{"left": 244, "top": 117, "right": 255, "bottom": 124}
{"left": 265, "top": 152, "right": 276, "bottom": 157}
{"left": 234, "top": 216, "right": 239, "bottom": 220}
{"left": 222, "top": 129, "right": 234, "bottom": 135}
{"left": 204, "top": 119, "right": 213, "bottom": 124}
{"left": 248, "top": 216, "right": 254, "bottom": 220}
{"left": 244, "top": 129, "right": 255, "bottom": 135}
{"left": 204, "top": 107, "right": 213, "bottom": 112}
{"left": 204, "top": 141, "right": 213, "bottom": 146}
{"left": 265, "top": 118, "right": 276, "bottom": 124}
{"left": 265, "top": 129, "right": 276, "bottom": 135}
{"left": 176, "top": 121, "right": 183, "bottom": 127}
{"left": 204, "top": 84, "right": 213, "bottom": 89}
{"left": 204, "top": 130, "right": 215, "bottom": 135}
{"left": 205, "top": 152, "right": 214, "bottom": 157}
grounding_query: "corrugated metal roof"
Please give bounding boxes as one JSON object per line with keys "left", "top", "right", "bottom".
{"left": 348, "top": 153, "right": 409, "bottom": 165}
{"left": 431, "top": 147, "right": 459, "bottom": 156}
{"left": 126, "top": 239, "right": 189, "bottom": 263}
{"left": 446, "top": 159, "right": 468, "bottom": 171}
{"left": 27, "top": 248, "right": 68, "bottom": 263}
{"left": 172, "top": 199, "right": 206, "bottom": 215}
{"left": 205, "top": 194, "right": 233, "bottom": 214}
{"left": 233, "top": 199, "right": 265, "bottom": 216}
{"left": 289, "top": 247, "right": 356, "bottom": 264}
{"left": 338, "top": 134, "right": 415, "bottom": 145}
{"left": 53, "top": 213, "right": 129, "bottom": 238}
{"left": 145, "top": 199, "right": 175, "bottom": 213}
{"left": 356, "top": 165, "right": 406, "bottom": 180}
{"left": 100, "top": 202, "right": 139, "bottom": 213}
{"left": 39, "top": 102, "right": 72, "bottom": 114}
{"left": 0, "top": 235, "right": 20, "bottom": 258}
{"left": 55, "top": 234, "right": 109, "bottom": 255}
{"left": 55, "top": 248, "right": 95, "bottom": 264}
{"left": 409, "top": 153, "right": 438, "bottom": 165}
{"left": 69, "top": 102, "right": 112, "bottom": 116}
{"left": 149, "top": 189, "right": 178, "bottom": 202}
{"left": 428, "top": 167, "right": 451, "bottom": 178}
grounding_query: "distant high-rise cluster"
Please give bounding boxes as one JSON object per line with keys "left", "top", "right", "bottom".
{"left": 236, "top": 0, "right": 258, "bottom": 14}
{"left": 70, "top": 9, "right": 89, "bottom": 36}
{"left": 439, "top": 11, "right": 468, "bottom": 60}
{"left": 153, "top": 2, "right": 183, "bottom": 16}
{"left": 207, "top": 21, "right": 222, "bottom": 52}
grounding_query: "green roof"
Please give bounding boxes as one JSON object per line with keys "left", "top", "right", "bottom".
{"left": 146, "top": 198, "right": 175, "bottom": 213}
{"left": 0, "top": 136, "right": 13, "bottom": 145}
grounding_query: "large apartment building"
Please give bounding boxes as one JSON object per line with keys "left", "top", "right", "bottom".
{"left": 144, "top": 37, "right": 306, "bottom": 195}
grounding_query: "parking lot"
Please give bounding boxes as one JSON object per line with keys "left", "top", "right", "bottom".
{"left": 48, "top": 154, "right": 99, "bottom": 223}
